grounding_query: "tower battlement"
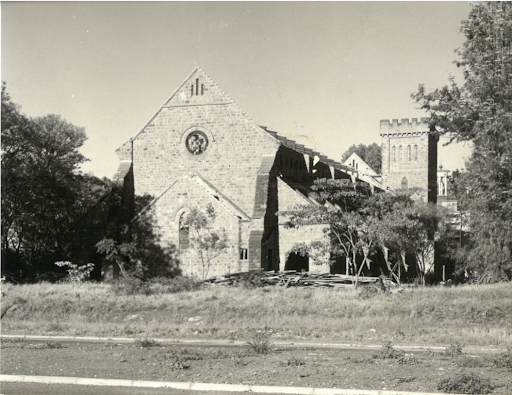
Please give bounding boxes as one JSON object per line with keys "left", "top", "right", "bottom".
{"left": 380, "top": 117, "right": 430, "bottom": 136}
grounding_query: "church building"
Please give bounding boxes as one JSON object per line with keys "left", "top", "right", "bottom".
{"left": 112, "top": 68, "right": 383, "bottom": 278}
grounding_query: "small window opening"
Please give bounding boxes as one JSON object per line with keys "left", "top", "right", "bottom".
{"left": 401, "top": 177, "right": 408, "bottom": 190}
{"left": 414, "top": 145, "right": 418, "bottom": 161}
{"left": 240, "top": 248, "right": 248, "bottom": 260}
{"left": 191, "top": 85, "right": 194, "bottom": 97}
{"left": 201, "top": 84, "right": 204, "bottom": 95}
{"left": 408, "top": 145, "right": 411, "bottom": 161}
{"left": 196, "top": 79, "right": 199, "bottom": 96}
{"left": 179, "top": 213, "right": 189, "bottom": 250}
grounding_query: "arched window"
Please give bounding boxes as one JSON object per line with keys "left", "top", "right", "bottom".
{"left": 408, "top": 145, "right": 411, "bottom": 161}
{"left": 179, "top": 212, "right": 189, "bottom": 250}
{"left": 401, "top": 177, "right": 408, "bottom": 190}
{"left": 414, "top": 145, "right": 418, "bottom": 161}
{"left": 398, "top": 146, "right": 403, "bottom": 162}
{"left": 392, "top": 146, "right": 396, "bottom": 162}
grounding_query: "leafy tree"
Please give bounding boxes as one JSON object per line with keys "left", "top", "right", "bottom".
{"left": 363, "top": 191, "right": 416, "bottom": 284}
{"left": 281, "top": 179, "right": 375, "bottom": 288}
{"left": 181, "top": 204, "right": 229, "bottom": 281}
{"left": 1, "top": 83, "right": 106, "bottom": 282}
{"left": 341, "top": 143, "right": 382, "bottom": 175}
{"left": 412, "top": 2, "right": 512, "bottom": 280}
{"left": 377, "top": 202, "right": 449, "bottom": 287}
{"left": 282, "top": 179, "right": 450, "bottom": 288}
{"left": 95, "top": 186, "right": 180, "bottom": 280}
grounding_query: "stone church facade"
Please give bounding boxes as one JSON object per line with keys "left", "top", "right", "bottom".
{"left": 112, "top": 68, "right": 383, "bottom": 278}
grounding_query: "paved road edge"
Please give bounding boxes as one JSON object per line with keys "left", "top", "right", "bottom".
{"left": 0, "top": 374, "right": 463, "bottom": 395}
{"left": 0, "top": 334, "right": 504, "bottom": 354}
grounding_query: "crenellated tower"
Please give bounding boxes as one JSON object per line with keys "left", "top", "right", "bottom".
{"left": 380, "top": 118, "right": 438, "bottom": 203}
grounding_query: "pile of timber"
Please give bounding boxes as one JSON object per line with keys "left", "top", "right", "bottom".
{"left": 203, "top": 271, "right": 394, "bottom": 289}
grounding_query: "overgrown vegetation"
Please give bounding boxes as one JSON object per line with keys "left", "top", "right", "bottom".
{"left": 413, "top": 2, "right": 512, "bottom": 281}
{"left": 95, "top": 190, "right": 181, "bottom": 281}
{"left": 437, "top": 373, "right": 495, "bottom": 394}
{"left": 2, "top": 282, "right": 511, "bottom": 348}
{"left": 247, "top": 330, "right": 274, "bottom": 354}
{"left": 181, "top": 204, "right": 229, "bottom": 281}
{"left": 1, "top": 83, "right": 111, "bottom": 283}
{"left": 281, "top": 179, "right": 450, "bottom": 287}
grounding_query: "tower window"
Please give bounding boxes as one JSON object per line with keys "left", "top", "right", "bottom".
{"left": 240, "top": 248, "right": 248, "bottom": 260}
{"left": 408, "top": 145, "right": 411, "bottom": 161}
{"left": 414, "top": 145, "right": 418, "bottom": 161}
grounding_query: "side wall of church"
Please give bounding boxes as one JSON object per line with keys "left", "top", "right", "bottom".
{"left": 276, "top": 178, "right": 330, "bottom": 274}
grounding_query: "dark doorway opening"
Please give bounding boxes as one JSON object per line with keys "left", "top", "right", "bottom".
{"left": 284, "top": 252, "right": 309, "bottom": 272}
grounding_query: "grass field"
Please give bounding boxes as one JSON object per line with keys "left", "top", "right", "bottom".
{"left": 1, "top": 281, "right": 511, "bottom": 348}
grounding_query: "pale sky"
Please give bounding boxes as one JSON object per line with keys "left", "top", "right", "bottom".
{"left": 2, "top": 2, "right": 472, "bottom": 178}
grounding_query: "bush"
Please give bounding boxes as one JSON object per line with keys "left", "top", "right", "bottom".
{"left": 456, "top": 356, "right": 486, "bottom": 368}
{"left": 234, "top": 271, "right": 265, "bottom": 288}
{"left": 444, "top": 343, "right": 464, "bottom": 357}
{"left": 135, "top": 338, "right": 161, "bottom": 348}
{"left": 373, "top": 342, "right": 404, "bottom": 359}
{"left": 150, "top": 276, "right": 200, "bottom": 294}
{"left": 438, "top": 373, "right": 494, "bottom": 394}
{"left": 247, "top": 330, "right": 273, "bottom": 354}
{"left": 397, "top": 355, "right": 419, "bottom": 365}
{"left": 281, "top": 357, "right": 306, "bottom": 367}
{"left": 487, "top": 351, "right": 512, "bottom": 370}
{"left": 111, "top": 276, "right": 151, "bottom": 296}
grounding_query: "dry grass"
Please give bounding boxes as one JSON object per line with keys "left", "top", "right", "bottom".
{"left": 1, "top": 281, "right": 511, "bottom": 348}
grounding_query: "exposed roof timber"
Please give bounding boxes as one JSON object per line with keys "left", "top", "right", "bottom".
{"left": 260, "top": 126, "right": 382, "bottom": 191}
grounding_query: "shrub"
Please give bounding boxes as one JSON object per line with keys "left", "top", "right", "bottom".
{"left": 247, "top": 330, "right": 273, "bottom": 354}
{"left": 456, "top": 356, "right": 486, "bottom": 368}
{"left": 281, "top": 357, "right": 306, "bottom": 367}
{"left": 111, "top": 276, "right": 151, "bottom": 296}
{"left": 397, "top": 355, "right": 419, "bottom": 365}
{"left": 487, "top": 351, "right": 512, "bottom": 370}
{"left": 234, "top": 271, "right": 265, "bottom": 288}
{"left": 150, "top": 276, "right": 200, "bottom": 294}
{"left": 55, "top": 261, "right": 94, "bottom": 283}
{"left": 135, "top": 338, "right": 161, "bottom": 348}
{"left": 357, "top": 284, "right": 380, "bottom": 300}
{"left": 38, "top": 342, "right": 65, "bottom": 349}
{"left": 373, "top": 342, "right": 404, "bottom": 359}
{"left": 444, "top": 343, "right": 464, "bottom": 357}
{"left": 437, "top": 373, "right": 494, "bottom": 394}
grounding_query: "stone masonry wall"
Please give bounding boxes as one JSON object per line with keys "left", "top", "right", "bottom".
{"left": 380, "top": 118, "right": 437, "bottom": 202}
{"left": 150, "top": 177, "right": 248, "bottom": 279}
{"left": 277, "top": 178, "right": 329, "bottom": 273}
{"left": 117, "top": 69, "right": 281, "bottom": 272}
{"left": 125, "top": 69, "right": 281, "bottom": 219}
